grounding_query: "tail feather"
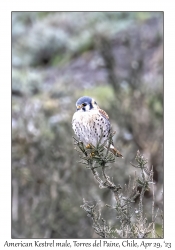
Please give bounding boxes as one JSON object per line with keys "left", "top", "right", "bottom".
{"left": 109, "top": 145, "right": 123, "bottom": 158}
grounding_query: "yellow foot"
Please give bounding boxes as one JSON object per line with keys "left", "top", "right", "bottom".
{"left": 86, "top": 144, "right": 93, "bottom": 149}
{"left": 90, "top": 152, "right": 96, "bottom": 157}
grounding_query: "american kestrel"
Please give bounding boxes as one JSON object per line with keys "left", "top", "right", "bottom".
{"left": 72, "top": 96, "right": 122, "bottom": 157}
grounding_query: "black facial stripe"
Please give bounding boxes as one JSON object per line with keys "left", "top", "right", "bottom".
{"left": 90, "top": 102, "right": 93, "bottom": 110}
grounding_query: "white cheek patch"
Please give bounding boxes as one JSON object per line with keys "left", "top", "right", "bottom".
{"left": 85, "top": 104, "right": 90, "bottom": 111}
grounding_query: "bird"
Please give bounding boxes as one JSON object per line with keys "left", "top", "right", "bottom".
{"left": 72, "top": 96, "right": 123, "bottom": 157}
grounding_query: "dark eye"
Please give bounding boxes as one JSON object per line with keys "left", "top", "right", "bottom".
{"left": 94, "top": 101, "right": 97, "bottom": 104}
{"left": 82, "top": 103, "right": 87, "bottom": 106}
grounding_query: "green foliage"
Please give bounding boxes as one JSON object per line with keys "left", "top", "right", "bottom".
{"left": 83, "top": 86, "right": 115, "bottom": 108}
{"left": 148, "top": 94, "right": 163, "bottom": 120}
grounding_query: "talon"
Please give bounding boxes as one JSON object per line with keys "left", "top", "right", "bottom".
{"left": 90, "top": 152, "right": 96, "bottom": 157}
{"left": 86, "top": 144, "right": 93, "bottom": 149}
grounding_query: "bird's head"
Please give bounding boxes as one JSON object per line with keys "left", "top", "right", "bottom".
{"left": 76, "top": 96, "right": 98, "bottom": 111}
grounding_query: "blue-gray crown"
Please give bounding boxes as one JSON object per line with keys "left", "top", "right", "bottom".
{"left": 76, "top": 96, "right": 92, "bottom": 106}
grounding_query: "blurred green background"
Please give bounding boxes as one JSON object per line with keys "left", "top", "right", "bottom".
{"left": 12, "top": 12, "right": 163, "bottom": 238}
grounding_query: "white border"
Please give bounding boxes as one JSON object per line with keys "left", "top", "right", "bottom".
{"left": 0, "top": 0, "right": 175, "bottom": 248}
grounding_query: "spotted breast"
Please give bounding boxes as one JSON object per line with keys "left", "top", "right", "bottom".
{"left": 72, "top": 108, "right": 110, "bottom": 146}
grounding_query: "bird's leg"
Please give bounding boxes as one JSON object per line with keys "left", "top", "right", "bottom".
{"left": 90, "top": 152, "right": 96, "bottom": 157}
{"left": 85, "top": 144, "right": 97, "bottom": 157}
{"left": 86, "top": 144, "right": 93, "bottom": 149}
